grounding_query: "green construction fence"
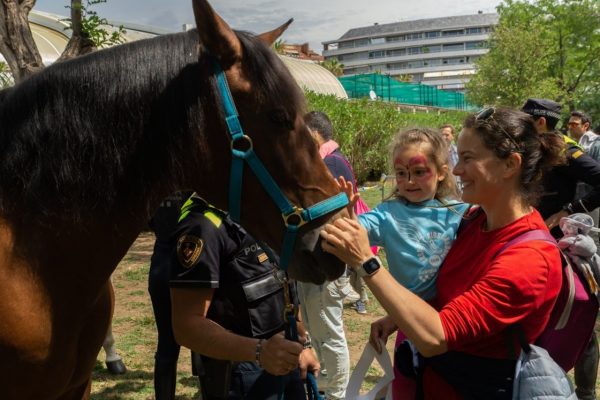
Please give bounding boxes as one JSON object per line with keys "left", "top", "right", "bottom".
{"left": 338, "top": 73, "right": 478, "bottom": 111}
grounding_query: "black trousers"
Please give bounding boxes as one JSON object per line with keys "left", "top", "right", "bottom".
{"left": 148, "top": 240, "right": 181, "bottom": 389}
{"left": 575, "top": 332, "right": 599, "bottom": 400}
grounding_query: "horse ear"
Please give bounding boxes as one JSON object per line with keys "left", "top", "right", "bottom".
{"left": 257, "top": 19, "right": 293, "bottom": 46}
{"left": 192, "top": 0, "right": 241, "bottom": 66}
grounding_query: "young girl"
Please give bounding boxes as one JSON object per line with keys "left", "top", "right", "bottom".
{"left": 342, "top": 128, "right": 468, "bottom": 399}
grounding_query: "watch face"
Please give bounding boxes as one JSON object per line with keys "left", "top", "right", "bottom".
{"left": 363, "top": 257, "right": 381, "bottom": 275}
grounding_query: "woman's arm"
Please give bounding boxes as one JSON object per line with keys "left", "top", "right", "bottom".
{"left": 321, "top": 217, "right": 447, "bottom": 357}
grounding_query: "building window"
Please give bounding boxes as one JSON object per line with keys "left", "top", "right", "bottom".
{"left": 407, "top": 32, "right": 422, "bottom": 40}
{"left": 425, "top": 31, "right": 441, "bottom": 38}
{"left": 466, "top": 27, "right": 482, "bottom": 35}
{"left": 388, "top": 62, "right": 408, "bottom": 70}
{"left": 443, "top": 43, "right": 464, "bottom": 52}
{"left": 369, "top": 51, "right": 385, "bottom": 59}
{"left": 408, "top": 47, "right": 421, "bottom": 55}
{"left": 355, "top": 38, "right": 370, "bottom": 47}
{"left": 443, "top": 57, "right": 465, "bottom": 65}
{"left": 371, "top": 37, "right": 386, "bottom": 45}
{"left": 386, "top": 48, "right": 406, "bottom": 57}
{"left": 442, "top": 29, "right": 464, "bottom": 37}
{"left": 465, "top": 41, "right": 485, "bottom": 50}
{"left": 386, "top": 35, "right": 405, "bottom": 42}
{"left": 339, "top": 41, "right": 354, "bottom": 49}
{"left": 427, "top": 45, "right": 442, "bottom": 53}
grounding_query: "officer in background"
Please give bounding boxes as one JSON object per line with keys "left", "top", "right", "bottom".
{"left": 169, "top": 194, "right": 319, "bottom": 400}
{"left": 148, "top": 191, "right": 194, "bottom": 399}
{"left": 522, "top": 98, "right": 600, "bottom": 400}
{"left": 522, "top": 98, "right": 600, "bottom": 238}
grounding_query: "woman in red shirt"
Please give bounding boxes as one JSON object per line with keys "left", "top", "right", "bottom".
{"left": 321, "top": 108, "right": 565, "bottom": 399}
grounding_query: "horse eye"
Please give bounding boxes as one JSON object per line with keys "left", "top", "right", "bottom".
{"left": 268, "top": 110, "right": 294, "bottom": 130}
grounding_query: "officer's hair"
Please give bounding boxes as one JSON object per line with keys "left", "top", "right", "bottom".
{"left": 532, "top": 115, "right": 559, "bottom": 130}
{"left": 304, "top": 111, "right": 333, "bottom": 141}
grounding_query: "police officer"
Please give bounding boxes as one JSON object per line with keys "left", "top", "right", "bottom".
{"left": 522, "top": 98, "right": 600, "bottom": 400}
{"left": 522, "top": 98, "right": 600, "bottom": 238}
{"left": 169, "top": 194, "right": 319, "bottom": 400}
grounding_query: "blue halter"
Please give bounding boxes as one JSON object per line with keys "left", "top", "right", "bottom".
{"left": 212, "top": 60, "right": 348, "bottom": 272}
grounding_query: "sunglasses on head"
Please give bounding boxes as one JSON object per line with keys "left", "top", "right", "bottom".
{"left": 475, "top": 107, "right": 521, "bottom": 151}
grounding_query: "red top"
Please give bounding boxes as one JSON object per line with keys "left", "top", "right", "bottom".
{"left": 424, "top": 209, "right": 562, "bottom": 399}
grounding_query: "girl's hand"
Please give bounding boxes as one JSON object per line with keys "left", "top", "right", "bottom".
{"left": 369, "top": 316, "right": 398, "bottom": 354}
{"left": 337, "top": 176, "right": 358, "bottom": 219}
{"left": 320, "top": 217, "right": 372, "bottom": 268}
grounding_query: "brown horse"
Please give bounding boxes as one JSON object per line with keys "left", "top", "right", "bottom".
{"left": 0, "top": 1, "right": 347, "bottom": 398}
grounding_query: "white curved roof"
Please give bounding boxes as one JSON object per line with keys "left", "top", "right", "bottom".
{"left": 280, "top": 56, "right": 348, "bottom": 99}
{"left": 21, "top": 11, "right": 347, "bottom": 98}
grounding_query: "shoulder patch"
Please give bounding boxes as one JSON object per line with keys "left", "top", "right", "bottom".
{"left": 572, "top": 150, "right": 584, "bottom": 159}
{"left": 203, "top": 210, "right": 222, "bottom": 227}
{"left": 176, "top": 234, "right": 204, "bottom": 268}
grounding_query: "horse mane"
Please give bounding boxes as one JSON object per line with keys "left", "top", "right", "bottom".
{"left": 0, "top": 29, "right": 303, "bottom": 238}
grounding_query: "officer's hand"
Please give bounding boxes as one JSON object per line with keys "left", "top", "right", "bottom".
{"left": 299, "top": 348, "right": 320, "bottom": 380}
{"left": 260, "top": 332, "right": 303, "bottom": 376}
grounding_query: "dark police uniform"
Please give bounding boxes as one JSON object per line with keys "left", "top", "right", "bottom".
{"left": 538, "top": 135, "right": 600, "bottom": 238}
{"left": 169, "top": 195, "right": 305, "bottom": 400}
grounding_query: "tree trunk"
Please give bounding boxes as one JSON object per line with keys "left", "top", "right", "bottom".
{"left": 0, "top": 0, "right": 44, "bottom": 82}
{"left": 55, "top": 0, "right": 95, "bottom": 62}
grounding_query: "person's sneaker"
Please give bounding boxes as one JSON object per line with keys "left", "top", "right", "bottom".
{"left": 345, "top": 287, "right": 361, "bottom": 303}
{"left": 354, "top": 300, "right": 367, "bottom": 314}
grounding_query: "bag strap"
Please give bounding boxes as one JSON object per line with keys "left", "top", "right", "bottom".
{"left": 493, "top": 229, "right": 576, "bottom": 330}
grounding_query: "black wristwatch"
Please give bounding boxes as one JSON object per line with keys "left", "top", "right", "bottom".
{"left": 356, "top": 256, "right": 382, "bottom": 278}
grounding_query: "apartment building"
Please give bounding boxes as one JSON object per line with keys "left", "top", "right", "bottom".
{"left": 322, "top": 13, "right": 498, "bottom": 91}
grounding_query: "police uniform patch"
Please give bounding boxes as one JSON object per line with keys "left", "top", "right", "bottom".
{"left": 177, "top": 235, "right": 204, "bottom": 268}
{"left": 572, "top": 150, "right": 584, "bottom": 159}
{"left": 257, "top": 252, "right": 269, "bottom": 263}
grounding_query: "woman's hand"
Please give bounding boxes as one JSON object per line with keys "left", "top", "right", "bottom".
{"left": 369, "top": 316, "right": 398, "bottom": 354}
{"left": 320, "top": 217, "right": 373, "bottom": 268}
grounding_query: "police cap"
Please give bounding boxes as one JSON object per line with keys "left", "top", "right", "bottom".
{"left": 521, "top": 98, "right": 562, "bottom": 120}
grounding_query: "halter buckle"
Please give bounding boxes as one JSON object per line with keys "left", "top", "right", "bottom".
{"left": 283, "top": 207, "right": 308, "bottom": 228}
{"left": 230, "top": 134, "right": 253, "bottom": 155}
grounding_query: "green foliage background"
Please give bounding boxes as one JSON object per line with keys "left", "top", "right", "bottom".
{"left": 466, "top": 0, "right": 600, "bottom": 119}
{"left": 306, "top": 92, "right": 467, "bottom": 183}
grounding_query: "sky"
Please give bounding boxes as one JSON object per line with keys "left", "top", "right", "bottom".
{"left": 34, "top": 0, "right": 504, "bottom": 54}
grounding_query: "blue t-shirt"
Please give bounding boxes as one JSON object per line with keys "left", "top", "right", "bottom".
{"left": 358, "top": 198, "right": 468, "bottom": 300}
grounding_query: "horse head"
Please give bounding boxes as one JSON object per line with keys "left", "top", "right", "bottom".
{"left": 191, "top": 0, "right": 347, "bottom": 284}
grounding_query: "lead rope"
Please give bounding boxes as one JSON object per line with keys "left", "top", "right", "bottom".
{"left": 275, "top": 270, "right": 323, "bottom": 400}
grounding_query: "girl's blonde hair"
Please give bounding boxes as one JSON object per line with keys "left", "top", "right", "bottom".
{"left": 388, "top": 127, "right": 459, "bottom": 201}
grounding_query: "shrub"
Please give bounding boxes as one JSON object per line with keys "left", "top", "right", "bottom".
{"left": 306, "top": 92, "right": 467, "bottom": 183}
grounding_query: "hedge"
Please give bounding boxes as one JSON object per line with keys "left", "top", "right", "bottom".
{"left": 306, "top": 91, "right": 468, "bottom": 183}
